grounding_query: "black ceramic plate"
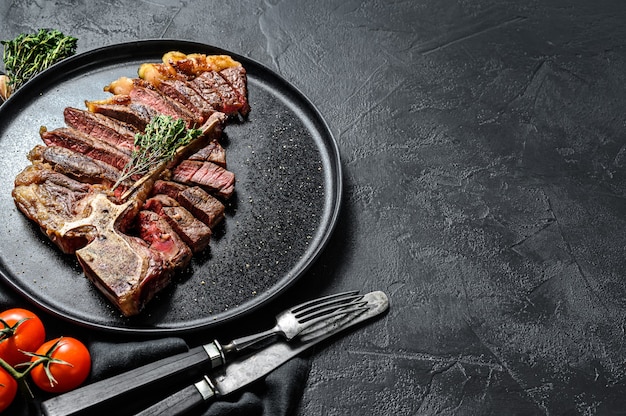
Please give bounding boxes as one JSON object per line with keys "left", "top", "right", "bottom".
{"left": 0, "top": 40, "right": 341, "bottom": 335}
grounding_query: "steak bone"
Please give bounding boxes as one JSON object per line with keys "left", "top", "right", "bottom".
{"left": 59, "top": 193, "right": 162, "bottom": 316}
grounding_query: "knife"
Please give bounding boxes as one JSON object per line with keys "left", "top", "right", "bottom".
{"left": 40, "top": 290, "right": 389, "bottom": 416}
{"left": 133, "top": 290, "right": 389, "bottom": 416}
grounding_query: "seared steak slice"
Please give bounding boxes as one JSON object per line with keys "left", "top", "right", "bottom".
{"left": 151, "top": 179, "right": 187, "bottom": 200}
{"left": 86, "top": 102, "right": 153, "bottom": 130}
{"left": 190, "top": 74, "right": 224, "bottom": 113}
{"left": 178, "top": 186, "right": 225, "bottom": 229}
{"left": 64, "top": 107, "right": 137, "bottom": 153}
{"left": 155, "top": 79, "right": 217, "bottom": 123}
{"left": 192, "top": 71, "right": 244, "bottom": 117}
{"left": 219, "top": 66, "right": 250, "bottom": 116}
{"left": 137, "top": 210, "right": 192, "bottom": 270}
{"left": 151, "top": 181, "right": 225, "bottom": 229}
{"left": 28, "top": 145, "right": 130, "bottom": 190}
{"left": 172, "top": 160, "right": 235, "bottom": 199}
{"left": 40, "top": 127, "right": 131, "bottom": 171}
{"left": 129, "top": 82, "right": 199, "bottom": 127}
{"left": 188, "top": 140, "right": 226, "bottom": 167}
{"left": 145, "top": 195, "right": 212, "bottom": 253}
{"left": 161, "top": 206, "right": 212, "bottom": 253}
{"left": 12, "top": 164, "right": 98, "bottom": 254}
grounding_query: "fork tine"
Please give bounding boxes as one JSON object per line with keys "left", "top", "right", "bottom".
{"left": 223, "top": 291, "right": 369, "bottom": 353}
{"left": 297, "top": 302, "right": 370, "bottom": 328}
{"left": 295, "top": 296, "right": 367, "bottom": 323}
{"left": 291, "top": 291, "right": 363, "bottom": 318}
{"left": 290, "top": 290, "right": 360, "bottom": 314}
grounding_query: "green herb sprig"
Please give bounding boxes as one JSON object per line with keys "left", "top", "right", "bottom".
{"left": 113, "top": 115, "right": 202, "bottom": 191}
{"left": 1, "top": 29, "right": 77, "bottom": 98}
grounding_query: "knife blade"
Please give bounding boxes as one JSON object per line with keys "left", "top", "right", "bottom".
{"left": 134, "top": 290, "right": 389, "bottom": 416}
{"left": 40, "top": 290, "right": 389, "bottom": 416}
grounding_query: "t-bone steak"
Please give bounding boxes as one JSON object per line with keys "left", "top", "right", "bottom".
{"left": 12, "top": 51, "right": 249, "bottom": 316}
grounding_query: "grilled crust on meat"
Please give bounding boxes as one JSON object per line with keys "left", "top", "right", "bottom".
{"left": 188, "top": 139, "right": 227, "bottom": 167}
{"left": 28, "top": 144, "right": 130, "bottom": 190}
{"left": 13, "top": 164, "right": 99, "bottom": 254}
{"left": 12, "top": 51, "right": 246, "bottom": 316}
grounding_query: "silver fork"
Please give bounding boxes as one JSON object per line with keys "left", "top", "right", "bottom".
{"left": 220, "top": 290, "right": 369, "bottom": 354}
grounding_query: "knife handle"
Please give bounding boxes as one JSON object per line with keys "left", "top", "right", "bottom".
{"left": 134, "top": 376, "right": 216, "bottom": 416}
{"left": 40, "top": 341, "right": 225, "bottom": 416}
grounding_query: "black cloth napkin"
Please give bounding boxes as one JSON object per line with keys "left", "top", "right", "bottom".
{"left": 0, "top": 288, "right": 310, "bottom": 416}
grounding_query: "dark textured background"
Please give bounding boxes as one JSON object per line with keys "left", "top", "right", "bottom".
{"left": 2, "top": 0, "right": 626, "bottom": 414}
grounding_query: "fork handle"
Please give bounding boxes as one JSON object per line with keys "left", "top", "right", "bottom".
{"left": 222, "top": 327, "right": 279, "bottom": 353}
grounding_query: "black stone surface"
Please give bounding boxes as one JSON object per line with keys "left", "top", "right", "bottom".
{"left": 2, "top": 0, "right": 626, "bottom": 415}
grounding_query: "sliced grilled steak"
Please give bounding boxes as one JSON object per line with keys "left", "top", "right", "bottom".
{"left": 64, "top": 107, "right": 137, "bottom": 153}
{"left": 192, "top": 71, "right": 244, "bottom": 117}
{"left": 151, "top": 181, "right": 225, "bottom": 229}
{"left": 155, "top": 78, "right": 217, "bottom": 123}
{"left": 145, "top": 194, "right": 212, "bottom": 253}
{"left": 28, "top": 145, "right": 130, "bottom": 191}
{"left": 13, "top": 163, "right": 165, "bottom": 311}
{"left": 172, "top": 160, "right": 235, "bottom": 199}
{"left": 178, "top": 186, "right": 225, "bottom": 229}
{"left": 188, "top": 139, "right": 227, "bottom": 167}
{"left": 219, "top": 66, "right": 250, "bottom": 116}
{"left": 40, "top": 127, "right": 131, "bottom": 171}
{"left": 129, "top": 82, "right": 199, "bottom": 127}
{"left": 190, "top": 74, "right": 224, "bottom": 114}
{"left": 12, "top": 164, "right": 98, "bottom": 254}
{"left": 86, "top": 102, "right": 153, "bottom": 130}
{"left": 12, "top": 52, "right": 246, "bottom": 317}
{"left": 151, "top": 179, "right": 187, "bottom": 200}
{"left": 161, "top": 206, "right": 212, "bottom": 253}
{"left": 138, "top": 210, "right": 192, "bottom": 270}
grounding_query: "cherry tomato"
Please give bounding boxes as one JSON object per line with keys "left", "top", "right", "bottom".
{"left": 30, "top": 337, "right": 91, "bottom": 393}
{"left": 0, "top": 367, "right": 17, "bottom": 413}
{"left": 0, "top": 308, "right": 45, "bottom": 366}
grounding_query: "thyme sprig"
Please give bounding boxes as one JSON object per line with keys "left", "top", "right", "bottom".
{"left": 113, "top": 115, "right": 202, "bottom": 190}
{"left": 1, "top": 29, "right": 77, "bottom": 99}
